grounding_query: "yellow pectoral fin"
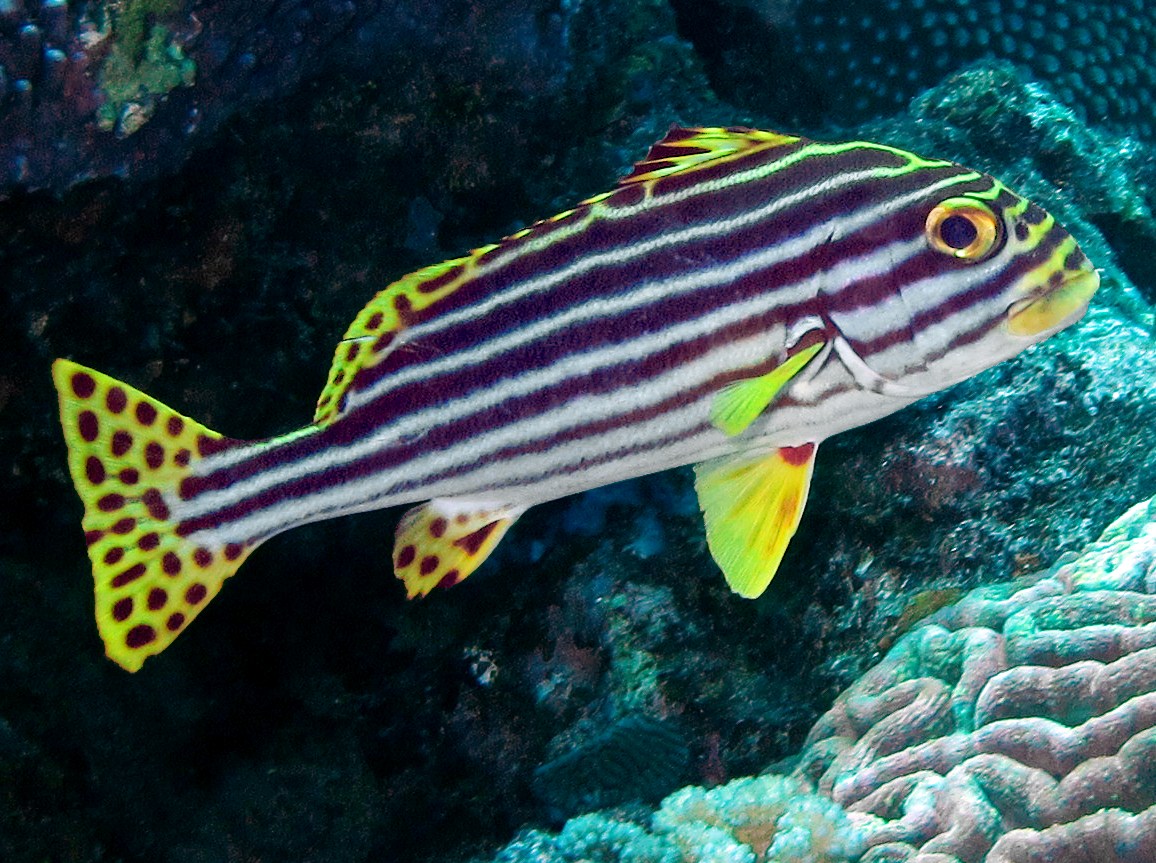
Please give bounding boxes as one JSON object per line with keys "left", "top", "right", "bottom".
{"left": 710, "top": 340, "right": 826, "bottom": 437}
{"left": 394, "top": 499, "right": 526, "bottom": 598}
{"left": 693, "top": 443, "right": 818, "bottom": 598}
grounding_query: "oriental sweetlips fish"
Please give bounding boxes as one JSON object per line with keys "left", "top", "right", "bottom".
{"left": 52, "top": 127, "right": 1099, "bottom": 671}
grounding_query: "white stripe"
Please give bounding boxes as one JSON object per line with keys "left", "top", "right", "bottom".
{"left": 342, "top": 170, "right": 980, "bottom": 411}
{"left": 184, "top": 172, "right": 998, "bottom": 540}
{"left": 188, "top": 354, "right": 906, "bottom": 546}
{"left": 205, "top": 166, "right": 975, "bottom": 476}
{"left": 348, "top": 173, "right": 973, "bottom": 410}
{"left": 182, "top": 233, "right": 928, "bottom": 527}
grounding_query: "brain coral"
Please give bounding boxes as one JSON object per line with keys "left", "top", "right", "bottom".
{"left": 499, "top": 774, "right": 863, "bottom": 863}
{"left": 794, "top": 495, "right": 1156, "bottom": 862}
{"left": 793, "top": 0, "right": 1156, "bottom": 139}
{"left": 492, "top": 496, "right": 1156, "bottom": 863}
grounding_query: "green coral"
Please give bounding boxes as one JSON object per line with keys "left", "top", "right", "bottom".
{"left": 495, "top": 775, "right": 863, "bottom": 863}
{"left": 94, "top": 0, "right": 196, "bottom": 137}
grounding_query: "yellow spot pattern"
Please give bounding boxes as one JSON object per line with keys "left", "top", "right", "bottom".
{"left": 393, "top": 500, "right": 524, "bottom": 598}
{"left": 51, "top": 359, "right": 253, "bottom": 671}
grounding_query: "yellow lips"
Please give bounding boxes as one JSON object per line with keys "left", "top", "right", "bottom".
{"left": 1007, "top": 268, "right": 1100, "bottom": 337}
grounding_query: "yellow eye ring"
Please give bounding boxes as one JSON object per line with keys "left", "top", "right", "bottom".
{"left": 925, "top": 198, "right": 1000, "bottom": 260}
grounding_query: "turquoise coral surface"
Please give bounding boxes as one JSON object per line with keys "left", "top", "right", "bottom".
{"left": 489, "top": 497, "right": 1156, "bottom": 863}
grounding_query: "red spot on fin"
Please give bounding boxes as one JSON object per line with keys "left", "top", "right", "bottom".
{"left": 457, "top": 521, "right": 501, "bottom": 557}
{"left": 135, "top": 402, "right": 157, "bottom": 426}
{"left": 162, "top": 552, "right": 182, "bottom": 576}
{"left": 85, "top": 456, "right": 106, "bottom": 485}
{"left": 111, "top": 430, "right": 132, "bottom": 457}
{"left": 393, "top": 499, "right": 526, "bottom": 599}
{"left": 125, "top": 625, "right": 156, "bottom": 648}
{"left": 779, "top": 443, "right": 815, "bottom": 467}
{"left": 693, "top": 442, "right": 820, "bottom": 599}
{"left": 147, "top": 588, "right": 168, "bottom": 611}
{"left": 141, "top": 489, "right": 169, "bottom": 520}
{"left": 78, "top": 411, "right": 98, "bottom": 442}
{"left": 50, "top": 358, "right": 258, "bottom": 672}
{"left": 97, "top": 493, "right": 125, "bottom": 512}
{"left": 106, "top": 387, "right": 127, "bottom": 413}
{"left": 111, "top": 563, "right": 147, "bottom": 588}
{"left": 72, "top": 372, "right": 96, "bottom": 398}
{"left": 145, "top": 442, "right": 165, "bottom": 469}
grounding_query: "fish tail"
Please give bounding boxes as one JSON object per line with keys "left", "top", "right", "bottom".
{"left": 52, "top": 359, "right": 257, "bottom": 672}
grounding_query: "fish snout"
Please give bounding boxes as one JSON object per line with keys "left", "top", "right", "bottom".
{"left": 1006, "top": 253, "right": 1100, "bottom": 337}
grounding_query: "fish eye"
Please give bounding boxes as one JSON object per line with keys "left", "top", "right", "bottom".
{"left": 925, "top": 198, "right": 1000, "bottom": 261}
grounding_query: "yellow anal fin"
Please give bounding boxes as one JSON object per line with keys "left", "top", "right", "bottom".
{"left": 693, "top": 443, "right": 819, "bottom": 599}
{"left": 711, "top": 340, "right": 826, "bottom": 437}
{"left": 51, "top": 359, "right": 257, "bottom": 671}
{"left": 394, "top": 499, "right": 526, "bottom": 598}
{"left": 619, "top": 126, "right": 801, "bottom": 186}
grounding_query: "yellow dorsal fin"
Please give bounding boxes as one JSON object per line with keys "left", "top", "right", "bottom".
{"left": 618, "top": 126, "right": 801, "bottom": 186}
{"left": 693, "top": 443, "right": 818, "bottom": 598}
{"left": 314, "top": 127, "right": 802, "bottom": 427}
{"left": 710, "top": 340, "right": 826, "bottom": 437}
{"left": 394, "top": 498, "right": 526, "bottom": 598}
{"left": 312, "top": 253, "right": 490, "bottom": 425}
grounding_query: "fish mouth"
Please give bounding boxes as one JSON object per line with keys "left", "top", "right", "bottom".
{"left": 1006, "top": 268, "right": 1100, "bottom": 337}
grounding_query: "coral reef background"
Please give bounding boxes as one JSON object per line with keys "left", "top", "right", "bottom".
{"left": 1, "top": 1, "right": 1154, "bottom": 861}
{"left": 491, "top": 495, "right": 1156, "bottom": 862}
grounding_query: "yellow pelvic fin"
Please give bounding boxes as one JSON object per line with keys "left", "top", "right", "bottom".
{"left": 693, "top": 443, "right": 818, "bottom": 599}
{"left": 394, "top": 499, "right": 526, "bottom": 598}
{"left": 710, "top": 340, "right": 826, "bottom": 437}
{"left": 51, "top": 359, "right": 257, "bottom": 672}
{"left": 619, "top": 126, "right": 801, "bottom": 186}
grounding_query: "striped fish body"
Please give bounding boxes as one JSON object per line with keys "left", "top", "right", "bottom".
{"left": 52, "top": 127, "right": 1099, "bottom": 670}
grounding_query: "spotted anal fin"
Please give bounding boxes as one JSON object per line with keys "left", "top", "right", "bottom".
{"left": 693, "top": 443, "right": 818, "bottom": 599}
{"left": 394, "top": 499, "right": 527, "bottom": 598}
{"left": 52, "top": 359, "right": 257, "bottom": 672}
{"left": 710, "top": 340, "right": 826, "bottom": 437}
{"left": 619, "top": 126, "right": 801, "bottom": 186}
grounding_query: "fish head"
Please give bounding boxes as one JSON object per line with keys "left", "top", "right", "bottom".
{"left": 822, "top": 175, "right": 1099, "bottom": 395}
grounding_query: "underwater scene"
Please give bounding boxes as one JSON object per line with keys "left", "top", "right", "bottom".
{"left": 2, "top": 0, "right": 1156, "bottom": 861}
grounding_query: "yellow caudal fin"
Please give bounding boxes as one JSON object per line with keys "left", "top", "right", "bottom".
{"left": 693, "top": 443, "right": 818, "bottom": 598}
{"left": 52, "top": 359, "right": 257, "bottom": 671}
{"left": 393, "top": 498, "right": 526, "bottom": 598}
